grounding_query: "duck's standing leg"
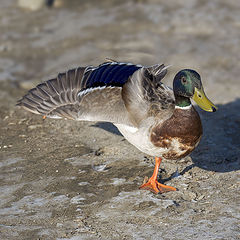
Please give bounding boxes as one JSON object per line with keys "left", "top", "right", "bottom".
{"left": 139, "top": 157, "right": 176, "bottom": 194}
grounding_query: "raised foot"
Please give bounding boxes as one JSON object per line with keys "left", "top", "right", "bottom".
{"left": 139, "top": 177, "right": 177, "bottom": 194}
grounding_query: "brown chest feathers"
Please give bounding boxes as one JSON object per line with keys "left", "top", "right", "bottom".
{"left": 150, "top": 107, "right": 203, "bottom": 160}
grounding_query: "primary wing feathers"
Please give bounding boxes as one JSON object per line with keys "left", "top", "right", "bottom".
{"left": 17, "top": 67, "right": 86, "bottom": 119}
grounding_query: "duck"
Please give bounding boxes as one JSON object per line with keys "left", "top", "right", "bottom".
{"left": 17, "top": 60, "right": 217, "bottom": 194}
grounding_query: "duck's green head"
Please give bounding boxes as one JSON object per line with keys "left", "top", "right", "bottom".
{"left": 173, "top": 69, "right": 217, "bottom": 112}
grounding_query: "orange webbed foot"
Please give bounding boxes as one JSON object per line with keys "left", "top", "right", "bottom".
{"left": 139, "top": 176, "right": 176, "bottom": 194}
{"left": 139, "top": 156, "right": 177, "bottom": 194}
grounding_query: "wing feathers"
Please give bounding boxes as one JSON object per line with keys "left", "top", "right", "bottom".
{"left": 17, "top": 62, "right": 139, "bottom": 125}
{"left": 17, "top": 66, "right": 86, "bottom": 119}
{"left": 76, "top": 86, "right": 133, "bottom": 125}
{"left": 17, "top": 61, "right": 173, "bottom": 126}
{"left": 82, "top": 62, "right": 141, "bottom": 89}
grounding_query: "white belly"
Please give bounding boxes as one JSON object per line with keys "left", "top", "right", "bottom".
{"left": 114, "top": 122, "right": 167, "bottom": 157}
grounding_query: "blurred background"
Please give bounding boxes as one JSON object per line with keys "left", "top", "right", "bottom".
{"left": 0, "top": 0, "right": 240, "bottom": 239}
{"left": 0, "top": 0, "right": 239, "bottom": 103}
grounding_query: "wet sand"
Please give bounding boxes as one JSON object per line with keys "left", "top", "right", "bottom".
{"left": 0, "top": 0, "right": 239, "bottom": 239}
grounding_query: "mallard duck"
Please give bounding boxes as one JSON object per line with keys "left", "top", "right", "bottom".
{"left": 17, "top": 60, "right": 217, "bottom": 194}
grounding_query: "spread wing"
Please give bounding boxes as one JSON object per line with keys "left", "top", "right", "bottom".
{"left": 17, "top": 61, "right": 175, "bottom": 127}
{"left": 17, "top": 62, "right": 142, "bottom": 126}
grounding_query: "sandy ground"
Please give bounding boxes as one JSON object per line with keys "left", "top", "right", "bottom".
{"left": 0, "top": 0, "right": 239, "bottom": 239}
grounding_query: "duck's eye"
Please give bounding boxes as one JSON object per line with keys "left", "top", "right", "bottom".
{"left": 181, "top": 76, "right": 187, "bottom": 84}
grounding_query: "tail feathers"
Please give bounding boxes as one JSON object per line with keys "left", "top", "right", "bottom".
{"left": 17, "top": 67, "right": 86, "bottom": 119}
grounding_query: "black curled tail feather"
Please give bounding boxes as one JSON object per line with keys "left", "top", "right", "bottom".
{"left": 143, "top": 64, "right": 169, "bottom": 85}
{"left": 17, "top": 67, "right": 86, "bottom": 119}
{"left": 142, "top": 64, "right": 175, "bottom": 109}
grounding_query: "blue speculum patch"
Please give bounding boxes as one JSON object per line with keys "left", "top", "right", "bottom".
{"left": 85, "top": 63, "right": 141, "bottom": 88}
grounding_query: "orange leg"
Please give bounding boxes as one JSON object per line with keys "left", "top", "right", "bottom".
{"left": 139, "top": 157, "right": 176, "bottom": 194}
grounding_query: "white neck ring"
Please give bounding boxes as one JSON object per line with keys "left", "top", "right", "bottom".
{"left": 175, "top": 104, "right": 192, "bottom": 110}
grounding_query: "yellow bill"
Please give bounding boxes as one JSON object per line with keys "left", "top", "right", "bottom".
{"left": 192, "top": 87, "right": 217, "bottom": 112}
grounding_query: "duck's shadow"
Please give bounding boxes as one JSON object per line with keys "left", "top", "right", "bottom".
{"left": 190, "top": 98, "right": 240, "bottom": 172}
{"left": 91, "top": 122, "right": 123, "bottom": 136}
{"left": 92, "top": 98, "right": 240, "bottom": 173}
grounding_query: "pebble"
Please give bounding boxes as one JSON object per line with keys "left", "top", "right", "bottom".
{"left": 196, "top": 195, "right": 205, "bottom": 201}
{"left": 19, "top": 134, "right": 27, "bottom": 138}
{"left": 18, "top": 118, "right": 27, "bottom": 124}
{"left": 28, "top": 124, "right": 42, "bottom": 130}
{"left": 91, "top": 163, "right": 107, "bottom": 172}
{"left": 184, "top": 172, "right": 193, "bottom": 179}
{"left": 18, "top": 0, "right": 45, "bottom": 11}
{"left": 19, "top": 81, "right": 39, "bottom": 90}
{"left": 182, "top": 191, "right": 197, "bottom": 201}
{"left": 75, "top": 144, "right": 84, "bottom": 148}
{"left": 0, "top": 145, "right": 13, "bottom": 149}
